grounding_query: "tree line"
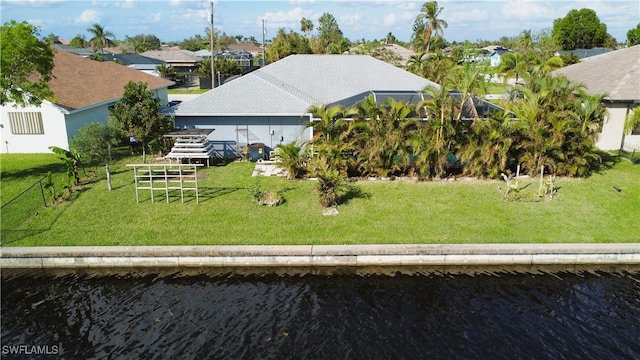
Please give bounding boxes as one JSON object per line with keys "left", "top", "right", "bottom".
{"left": 277, "top": 65, "right": 608, "bottom": 186}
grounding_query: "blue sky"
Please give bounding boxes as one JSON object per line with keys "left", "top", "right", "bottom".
{"left": 2, "top": 0, "right": 638, "bottom": 44}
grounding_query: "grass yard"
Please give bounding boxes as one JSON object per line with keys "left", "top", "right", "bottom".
{"left": 485, "top": 82, "right": 508, "bottom": 95}
{"left": 168, "top": 89, "right": 209, "bottom": 94}
{"left": 1, "top": 153, "right": 639, "bottom": 246}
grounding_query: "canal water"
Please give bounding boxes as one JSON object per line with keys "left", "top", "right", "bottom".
{"left": 2, "top": 269, "right": 639, "bottom": 359}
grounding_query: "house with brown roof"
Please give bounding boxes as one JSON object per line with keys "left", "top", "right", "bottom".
{"left": 0, "top": 50, "right": 173, "bottom": 154}
{"left": 552, "top": 45, "right": 640, "bottom": 151}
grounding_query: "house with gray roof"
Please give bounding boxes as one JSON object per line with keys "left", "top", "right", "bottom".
{"left": 99, "top": 53, "right": 166, "bottom": 77}
{"left": 169, "top": 54, "right": 451, "bottom": 158}
{"left": 552, "top": 45, "right": 640, "bottom": 151}
{"left": 141, "top": 49, "right": 201, "bottom": 74}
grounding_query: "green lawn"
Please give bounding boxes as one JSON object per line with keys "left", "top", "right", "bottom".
{"left": 168, "top": 89, "right": 209, "bottom": 94}
{"left": 1, "top": 153, "right": 639, "bottom": 246}
{"left": 486, "top": 82, "right": 507, "bottom": 95}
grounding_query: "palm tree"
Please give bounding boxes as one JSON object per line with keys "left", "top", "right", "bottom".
{"left": 624, "top": 108, "right": 640, "bottom": 135}
{"left": 275, "top": 142, "right": 307, "bottom": 180}
{"left": 406, "top": 52, "right": 428, "bottom": 76}
{"left": 306, "top": 104, "right": 351, "bottom": 144}
{"left": 361, "top": 98, "right": 417, "bottom": 177}
{"left": 519, "top": 29, "right": 534, "bottom": 52}
{"left": 87, "top": 23, "right": 115, "bottom": 54}
{"left": 461, "top": 113, "right": 516, "bottom": 178}
{"left": 415, "top": 1, "right": 448, "bottom": 53}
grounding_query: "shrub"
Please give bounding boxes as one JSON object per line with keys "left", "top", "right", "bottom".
{"left": 310, "top": 156, "right": 346, "bottom": 207}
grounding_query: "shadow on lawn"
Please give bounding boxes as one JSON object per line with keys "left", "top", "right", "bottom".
{"left": 0, "top": 163, "right": 66, "bottom": 181}
{"left": 589, "top": 151, "right": 621, "bottom": 176}
{"left": 195, "top": 186, "right": 243, "bottom": 203}
{"left": 0, "top": 189, "right": 79, "bottom": 245}
{"left": 340, "top": 184, "right": 371, "bottom": 206}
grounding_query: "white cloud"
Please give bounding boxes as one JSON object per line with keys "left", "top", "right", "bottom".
{"left": 384, "top": 13, "right": 397, "bottom": 27}
{"left": 121, "top": 0, "right": 135, "bottom": 9}
{"left": 145, "top": 12, "right": 161, "bottom": 23}
{"left": 340, "top": 12, "right": 362, "bottom": 26}
{"left": 501, "top": 1, "right": 552, "bottom": 20}
{"left": 169, "top": 0, "right": 181, "bottom": 7}
{"left": 259, "top": 6, "right": 314, "bottom": 30}
{"left": 447, "top": 8, "right": 489, "bottom": 26}
{"left": 171, "top": 7, "right": 209, "bottom": 26}
{"left": 2, "top": 0, "right": 67, "bottom": 7}
{"left": 289, "top": 0, "right": 315, "bottom": 4}
{"left": 75, "top": 9, "right": 100, "bottom": 24}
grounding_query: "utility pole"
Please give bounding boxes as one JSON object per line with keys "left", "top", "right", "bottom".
{"left": 262, "top": 19, "right": 266, "bottom": 66}
{"left": 210, "top": 1, "right": 215, "bottom": 88}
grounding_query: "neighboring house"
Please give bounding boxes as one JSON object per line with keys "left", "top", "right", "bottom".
{"left": 349, "top": 43, "right": 415, "bottom": 67}
{"left": 140, "top": 49, "right": 201, "bottom": 74}
{"left": 194, "top": 49, "right": 213, "bottom": 59}
{"left": 552, "top": 45, "right": 640, "bottom": 151}
{"left": 52, "top": 43, "right": 95, "bottom": 58}
{"left": 169, "top": 54, "right": 500, "bottom": 159}
{"left": 100, "top": 53, "right": 166, "bottom": 77}
{"left": 379, "top": 43, "right": 416, "bottom": 66}
{"left": 0, "top": 50, "right": 174, "bottom": 154}
{"left": 555, "top": 48, "right": 615, "bottom": 61}
{"left": 226, "top": 43, "right": 264, "bottom": 58}
{"left": 217, "top": 49, "right": 254, "bottom": 67}
{"left": 489, "top": 47, "right": 511, "bottom": 67}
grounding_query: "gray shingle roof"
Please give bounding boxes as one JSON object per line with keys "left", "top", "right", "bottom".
{"left": 552, "top": 45, "right": 640, "bottom": 101}
{"left": 174, "top": 54, "right": 440, "bottom": 116}
{"left": 140, "top": 50, "right": 201, "bottom": 63}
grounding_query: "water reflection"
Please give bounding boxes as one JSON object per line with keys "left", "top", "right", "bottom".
{"left": 2, "top": 270, "right": 639, "bottom": 359}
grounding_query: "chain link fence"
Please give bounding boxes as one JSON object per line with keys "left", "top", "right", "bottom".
{"left": 1, "top": 177, "right": 47, "bottom": 244}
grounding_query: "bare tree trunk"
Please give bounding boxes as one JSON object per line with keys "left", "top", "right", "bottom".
{"left": 106, "top": 163, "right": 112, "bottom": 191}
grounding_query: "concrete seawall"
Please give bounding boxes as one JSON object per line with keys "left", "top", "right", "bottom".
{"left": 2, "top": 244, "right": 639, "bottom": 274}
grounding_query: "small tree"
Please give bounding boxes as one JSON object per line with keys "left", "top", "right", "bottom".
{"left": 276, "top": 142, "right": 308, "bottom": 180}
{"left": 309, "top": 155, "right": 346, "bottom": 207}
{"left": 49, "top": 146, "right": 81, "bottom": 191}
{"left": 156, "top": 63, "right": 177, "bottom": 80}
{"left": 109, "top": 81, "right": 172, "bottom": 163}
{"left": 70, "top": 122, "right": 118, "bottom": 190}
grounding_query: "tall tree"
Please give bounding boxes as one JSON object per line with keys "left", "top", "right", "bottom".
{"left": 552, "top": 8, "right": 610, "bottom": 50}
{"left": 266, "top": 28, "right": 311, "bottom": 62}
{"left": 627, "top": 23, "right": 640, "bottom": 46}
{"left": 125, "top": 34, "right": 161, "bottom": 53}
{"left": 413, "top": 1, "right": 448, "bottom": 53}
{"left": 87, "top": 23, "right": 115, "bottom": 54}
{"left": 108, "top": 81, "right": 172, "bottom": 163}
{"left": 317, "top": 12, "right": 344, "bottom": 54}
{"left": 43, "top": 32, "right": 61, "bottom": 44}
{"left": 69, "top": 35, "right": 87, "bottom": 48}
{"left": 0, "top": 20, "right": 55, "bottom": 107}
{"left": 300, "top": 17, "right": 314, "bottom": 38}
{"left": 518, "top": 29, "right": 533, "bottom": 52}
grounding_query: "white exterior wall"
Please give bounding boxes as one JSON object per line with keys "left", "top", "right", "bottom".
{"left": 64, "top": 104, "right": 112, "bottom": 143}
{"left": 0, "top": 102, "right": 68, "bottom": 154}
{"left": 0, "top": 87, "right": 169, "bottom": 154}
{"left": 596, "top": 104, "right": 629, "bottom": 150}
{"left": 174, "top": 115, "right": 312, "bottom": 158}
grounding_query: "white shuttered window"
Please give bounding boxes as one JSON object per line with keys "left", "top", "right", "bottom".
{"left": 8, "top": 112, "right": 44, "bottom": 134}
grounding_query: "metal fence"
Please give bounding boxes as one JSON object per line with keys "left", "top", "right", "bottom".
{"left": 1, "top": 177, "right": 47, "bottom": 244}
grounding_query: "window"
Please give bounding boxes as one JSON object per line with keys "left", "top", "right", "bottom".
{"left": 8, "top": 112, "right": 44, "bottom": 134}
